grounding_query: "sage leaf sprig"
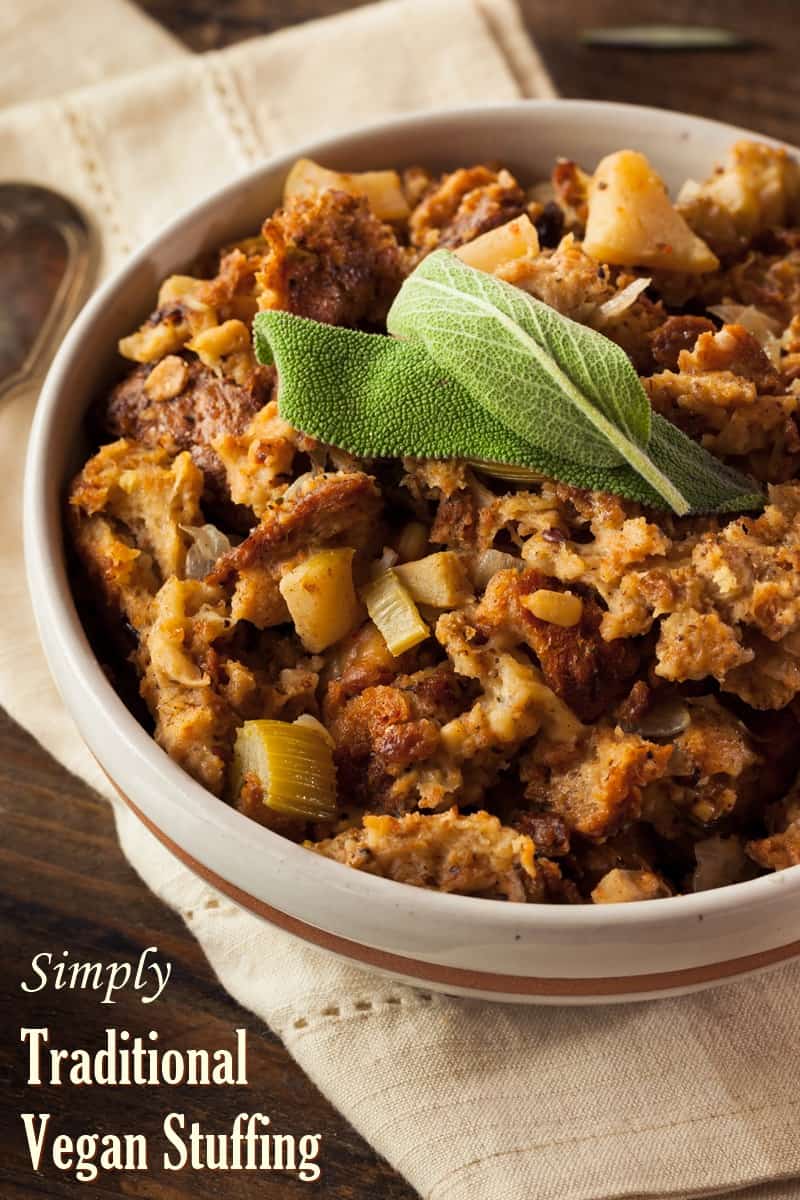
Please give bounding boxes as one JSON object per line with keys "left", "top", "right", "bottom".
{"left": 388, "top": 250, "right": 689, "bottom": 512}
{"left": 253, "top": 249, "right": 764, "bottom": 516}
{"left": 389, "top": 251, "right": 650, "bottom": 468}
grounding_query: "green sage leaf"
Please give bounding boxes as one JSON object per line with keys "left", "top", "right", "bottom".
{"left": 253, "top": 309, "right": 763, "bottom": 515}
{"left": 386, "top": 249, "right": 651, "bottom": 468}
{"left": 386, "top": 250, "right": 694, "bottom": 513}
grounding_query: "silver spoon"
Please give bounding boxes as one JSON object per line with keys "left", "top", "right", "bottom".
{"left": 0, "top": 183, "right": 96, "bottom": 403}
{"left": 580, "top": 25, "right": 752, "bottom": 51}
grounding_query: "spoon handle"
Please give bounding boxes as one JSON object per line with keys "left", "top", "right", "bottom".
{"left": 0, "top": 184, "right": 96, "bottom": 403}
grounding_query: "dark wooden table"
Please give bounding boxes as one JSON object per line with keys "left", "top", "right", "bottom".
{"left": 3, "top": 2, "right": 798, "bottom": 1196}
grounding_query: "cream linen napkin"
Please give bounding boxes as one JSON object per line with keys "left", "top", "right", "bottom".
{"left": 3, "top": 3, "right": 800, "bottom": 1198}
{"left": 0, "top": 0, "right": 185, "bottom": 107}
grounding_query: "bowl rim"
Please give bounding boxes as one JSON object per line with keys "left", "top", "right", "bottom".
{"left": 24, "top": 96, "right": 800, "bottom": 942}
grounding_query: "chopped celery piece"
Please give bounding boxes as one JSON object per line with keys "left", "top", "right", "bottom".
{"left": 231, "top": 719, "right": 337, "bottom": 820}
{"left": 361, "top": 570, "right": 429, "bottom": 656}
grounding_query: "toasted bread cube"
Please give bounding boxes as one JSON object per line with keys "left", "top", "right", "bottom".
{"left": 678, "top": 140, "right": 800, "bottom": 247}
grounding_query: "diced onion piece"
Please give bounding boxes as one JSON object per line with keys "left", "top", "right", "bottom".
{"left": 294, "top": 714, "right": 335, "bottom": 749}
{"left": 394, "top": 551, "right": 473, "bottom": 609}
{"left": 692, "top": 836, "right": 748, "bottom": 893}
{"left": 231, "top": 719, "right": 337, "bottom": 819}
{"left": 466, "top": 469, "right": 500, "bottom": 509}
{"left": 707, "top": 304, "right": 782, "bottom": 366}
{"left": 181, "top": 524, "right": 232, "bottom": 580}
{"left": 454, "top": 214, "right": 540, "bottom": 274}
{"left": 470, "top": 549, "right": 523, "bottom": 591}
{"left": 367, "top": 546, "right": 400, "bottom": 582}
{"left": 377, "top": 545, "right": 399, "bottom": 572}
{"left": 361, "top": 570, "right": 429, "bottom": 656}
{"left": 522, "top": 588, "right": 583, "bottom": 627}
{"left": 396, "top": 520, "right": 429, "bottom": 564}
{"left": 595, "top": 276, "right": 651, "bottom": 325}
{"left": 279, "top": 548, "right": 362, "bottom": 653}
{"left": 584, "top": 150, "right": 719, "bottom": 274}
{"left": 283, "top": 158, "right": 410, "bottom": 222}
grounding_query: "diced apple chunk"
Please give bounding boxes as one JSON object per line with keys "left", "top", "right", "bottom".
{"left": 283, "top": 158, "right": 410, "bottom": 222}
{"left": 583, "top": 150, "right": 719, "bottom": 274}
{"left": 591, "top": 868, "right": 671, "bottom": 904}
{"left": 454, "top": 214, "right": 540, "bottom": 274}
{"left": 393, "top": 552, "right": 473, "bottom": 609}
{"left": 279, "top": 548, "right": 362, "bottom": 653}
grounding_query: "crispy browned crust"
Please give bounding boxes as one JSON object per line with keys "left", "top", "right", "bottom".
{"left": 201, "top": 246, "right": 263, "bottom": 311}
{"left": 210, "top": 472, "right": 383, "bottom": 583}
{"left": 511, "top": 810, "right": 571, "bottom": 857}
{"left": 68, "top": 439, "right": 204, "bottom": 631}
{"left": 430, "top": 491, "right": 478, "bottom": 548}
{"left": 524, "top": 725, "right": 673, "bottom": 841}
{"left": 310, "top": 807, "right": 539, "bottom": 901}
{"left": 681, "top": 323, "right": 782, "bottom": 392}
{"left": 408, "top": 166, "right": 526, "bottom": 253}
{"left": 323, "top": 622, "right": 410, "bottom": 700}
{"left": 324, "top": 664, "right": 472, "bottom": 811}
{"left": 477, "top": 568, "right": 641, "bottom": 722}
{"left": 326, "top": 684, "right": 438, "bottom": 807}
{"left": 99, "top": 360, "right": 272, "bottom": 520}
{"left": 650, "top": 315, "right": 716, "bottom": 371}
{"left": 258, "top": 190, "right": 407, "bottom": 327}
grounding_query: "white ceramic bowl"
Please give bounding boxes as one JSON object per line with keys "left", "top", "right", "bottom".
{"left": 25, "top": 100, "right": 800, "bottom": 1004}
